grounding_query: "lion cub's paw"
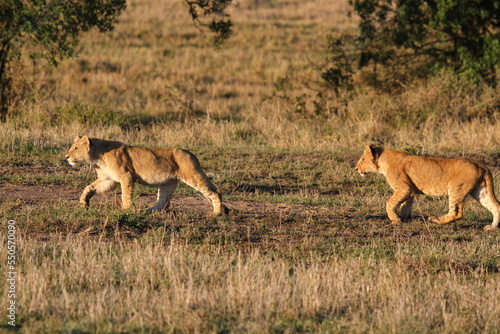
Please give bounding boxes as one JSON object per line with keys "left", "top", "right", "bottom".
{"left": 212, "top": 205, "right": 229, "bottom": 216}
{"left": 483, "top": 225, "right": 499, "bottom": 231}
{"left": 79, "top": 202, "right": 89, "bottom": 208}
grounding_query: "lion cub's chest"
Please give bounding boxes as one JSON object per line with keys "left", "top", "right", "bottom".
{"left": 95, "top": 165, "right": 122, "bottom": 183}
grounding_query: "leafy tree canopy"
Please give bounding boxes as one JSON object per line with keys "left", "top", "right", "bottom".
{"left": 0, "top": 0, "right": 233, "bottom": 121}
{"left": 185, "top": 0, "right": 233, "bottom": 46}
{"left": 323, "top": 0, "right": 500, "bottom": 90}
{"left": 1, "top": 0, "right": 127, "bottom": 65}
{"left": 0, "top": 0, "right": 127, "bottom": 120}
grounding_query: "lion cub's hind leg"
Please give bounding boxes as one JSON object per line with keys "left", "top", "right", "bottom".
{"left": 470, "top": 185, "right": 500, "bottom": 231}
{"left": 146, "top": 179, "right": 179, "bottom": 212}
{"left": 176, "top": 150, "right": 229, "bottom": 216}
{"left": 429, "top": 188, "right": 467, "bottom": 225}
{"left": 182, "top": 176, "right": 228, "bottom": 216}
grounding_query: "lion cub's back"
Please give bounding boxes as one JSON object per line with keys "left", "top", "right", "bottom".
{"left": 405, "top": 155, "right": 487, "bottom": 193}
{"left": 127, "top": 147, "right": 191, "bottom": 185}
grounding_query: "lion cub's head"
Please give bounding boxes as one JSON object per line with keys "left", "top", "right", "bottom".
{"left": 355, "top": 145, "right": 382, "bottom": 176}
{"left": 65, "top": 136, "right": 92, "bottom": 166}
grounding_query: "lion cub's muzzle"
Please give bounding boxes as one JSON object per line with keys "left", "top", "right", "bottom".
{"left": 65, "top": 155, "right": 78, "bottom": 167}
{"left": 355, "top": 166, "right": 366, "bottom": 176}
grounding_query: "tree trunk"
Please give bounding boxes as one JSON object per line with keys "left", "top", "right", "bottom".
{"left": 0, "top": 45, "right": 10, "bottom": 122}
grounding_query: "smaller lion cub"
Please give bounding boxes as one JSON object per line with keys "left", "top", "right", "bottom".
{"left": 66, "top": 136, "right": 229, "bottom": 215}
{"left": 355, "top": 145, "right": 500, "bottom": 231}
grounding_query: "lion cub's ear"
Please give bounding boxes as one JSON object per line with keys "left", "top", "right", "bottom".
{"left": 74, "top": 135, "right": 82, "bottom": 141}
{"left": 81, "top": 136, "right": 92, "bottom": 147}
{"left": 365, "top": 144, "right": 382, "bottom": 160}
{"left": 364, "top": 145, "right": 375, "bottom": 157}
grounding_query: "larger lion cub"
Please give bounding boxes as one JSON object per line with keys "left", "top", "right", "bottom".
{"left": 66, "top": 136, "right": 229, "bottom": 215}
{"left": 355, "top": 145, "right": 500, "bottom": 231}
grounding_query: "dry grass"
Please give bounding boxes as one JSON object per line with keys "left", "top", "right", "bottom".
{"left": 1, "top": 0, "right": 500, "bottom": 333}
{"left": 1, "top": 146, "right": 500, "bottom": 332}
{"left": 3, "top": 0, "right": 499, "bottom": 154}
{"left": 2, "top": 232, "right": 499, "bottom": 333}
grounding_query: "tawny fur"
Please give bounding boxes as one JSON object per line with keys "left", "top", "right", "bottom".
{"left": 66, "top": 136, "right": 229, "bottom": 215}
{"left": 355, "top": 145, "right": 500, "bottom": 231}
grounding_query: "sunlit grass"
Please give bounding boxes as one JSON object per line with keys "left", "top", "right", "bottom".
{"left": 1, "top": 232, "right": 498, "bottom": 333}
{"left": 1, "top": 0, "right": 500, "bottom": 332}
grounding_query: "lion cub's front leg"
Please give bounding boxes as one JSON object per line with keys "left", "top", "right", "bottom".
{"left": 399, "top": 197, "right": 414, "bottom": 221}
{"left": 386, "top": 188, "right": 412, "bottom": 225}
{"left": 80, "top": 179, "right": 118, "bottom": 207}
{"left": 80, "top": 185, "right": 96, "bottom": 207}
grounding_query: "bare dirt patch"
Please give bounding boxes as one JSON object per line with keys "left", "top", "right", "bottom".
{"left": 0, "top": 181, "right": 350, "bottom": 221}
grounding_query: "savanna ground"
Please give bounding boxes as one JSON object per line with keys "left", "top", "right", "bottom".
{"left": 1, "top": 0, "right": 500, "bottom": 333}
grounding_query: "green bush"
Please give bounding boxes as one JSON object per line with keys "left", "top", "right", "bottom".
{"left": 324, "top": 0, "right": 500, "bottom": 90}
